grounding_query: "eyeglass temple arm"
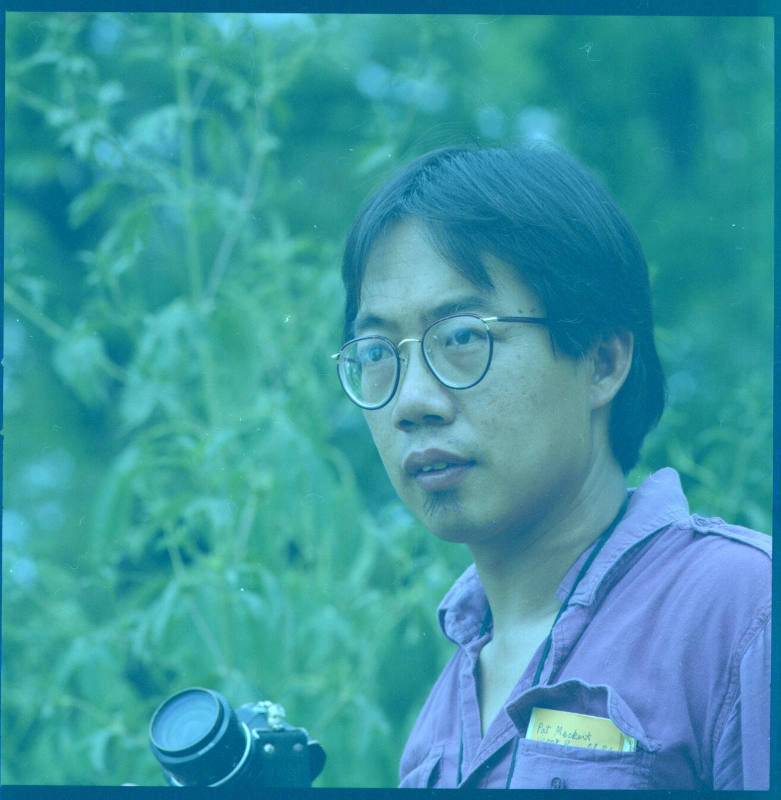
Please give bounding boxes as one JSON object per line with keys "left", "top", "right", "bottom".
{"left": 483, "top": 316, "right": 548, "bottom": 324}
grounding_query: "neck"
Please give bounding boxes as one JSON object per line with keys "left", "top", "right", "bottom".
{"left": 469, "top": 458, "right": 627, "bottom": 642}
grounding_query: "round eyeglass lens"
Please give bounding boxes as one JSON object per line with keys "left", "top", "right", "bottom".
{"left": 424, "top": 315, "right": 492, "bottom": 388}
{"left": 339, "top": 336, "right": 399, "bottom": 408}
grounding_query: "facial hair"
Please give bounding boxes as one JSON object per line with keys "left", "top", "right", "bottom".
{"left": 423, "top": 489, "right": 463, "bottom": 518}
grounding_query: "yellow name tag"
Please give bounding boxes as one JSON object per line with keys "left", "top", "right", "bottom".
{"left": 526, "top": 707, "right": 637, "bottom": 752}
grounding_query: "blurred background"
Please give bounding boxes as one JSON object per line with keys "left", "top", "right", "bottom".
{"left": 3, "top": 13, "right": 772, "bottom": 787}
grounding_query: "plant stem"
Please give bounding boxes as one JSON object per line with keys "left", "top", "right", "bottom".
{"left": 171, "top": 14, "right": 219, "bottom": 426}
{"left": 171, "top": 13, "right": 202, "bottom": 304}
{"left": 5, "top": 283, "right": 127, "bottom": 383}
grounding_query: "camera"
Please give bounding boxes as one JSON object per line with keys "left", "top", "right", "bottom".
{"left": 149, "top": 687, "right": 326, "bottom": 788}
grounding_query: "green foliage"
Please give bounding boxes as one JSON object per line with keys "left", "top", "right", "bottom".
{"left": 3, "top": 12, "right": 772, "bottom": 787}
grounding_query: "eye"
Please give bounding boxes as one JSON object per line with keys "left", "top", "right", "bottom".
{"left": 442, "top": 323, "right": 487, "bottom": 349}
{"left": 449, "top": 327, "right": 477, "bottom": 346}
{"left": 357, "top": 339, "right": 393, "bottom": 364}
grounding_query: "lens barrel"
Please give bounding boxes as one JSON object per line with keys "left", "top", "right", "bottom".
{"left": 149, "top": 688, "right": 251, "bottom": 786}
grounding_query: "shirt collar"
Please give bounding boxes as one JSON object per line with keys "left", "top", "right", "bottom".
{"left": 437, "top": 563, "right": 489, "bottom": 646}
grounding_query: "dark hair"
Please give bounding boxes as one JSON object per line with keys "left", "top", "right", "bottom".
{"left": 341, "top": 144, "right": 666, "bottom": 473}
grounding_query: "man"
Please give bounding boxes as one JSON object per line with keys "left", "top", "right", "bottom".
{"left": 331, "top": 145, "right": 770, "bottom": 790}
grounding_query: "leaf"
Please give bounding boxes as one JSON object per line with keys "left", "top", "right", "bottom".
{"left": 118, "top": 300, "right": 204, "bottom": 429}
{"left": 86, "top": 726, "right": 115, "bottom": 773}
{"left": 52, "top": 329, "right": 111, "bottom": 406}
{"left": 68, "top": 179, "right": 115, "bottom": 228}
{"left": 126, "top": 104, "right": 181, "bottom": 159}
{"left": 90, "top": 443, "right": 140, "bottom": 555}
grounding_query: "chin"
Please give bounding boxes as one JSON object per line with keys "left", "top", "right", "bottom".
{"left": 425, "top": 525, "right": 472, "bottom": 545}
{"left": 420, "top": 489, "right": 463, "bottom": 518}
{"left": 412, "top": 491, "right": 476, "bottom": 543}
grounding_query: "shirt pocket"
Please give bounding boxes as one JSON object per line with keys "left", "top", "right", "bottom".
{"left": 507, "top": 738, "right": 655, "bottom": 789}
{"left": 398, "top": 744, "right": 444, "bottom": 788}
{"left": 504, "top": 679, "right": 659, "bottom": 790}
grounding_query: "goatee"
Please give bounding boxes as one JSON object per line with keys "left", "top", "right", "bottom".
{"left": 423, "top": 489, "right": 462, "bottom": 518}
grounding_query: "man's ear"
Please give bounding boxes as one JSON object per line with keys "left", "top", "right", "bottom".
{"left": 589, "top": 329, "right": 633, "bottom": 410}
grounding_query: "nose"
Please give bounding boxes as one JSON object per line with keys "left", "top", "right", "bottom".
{"left": 391, "top": 343, "right": 456, "bottom": 430}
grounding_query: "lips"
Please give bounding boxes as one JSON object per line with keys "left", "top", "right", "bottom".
{"left": 403, "top": 448, "right": 475, "bottom": 490}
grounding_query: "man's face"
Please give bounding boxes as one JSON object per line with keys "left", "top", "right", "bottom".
{"left": 355, "top": 219, "right": 602, "bottom": 549}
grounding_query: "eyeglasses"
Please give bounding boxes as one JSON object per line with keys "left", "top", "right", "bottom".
{"left": 331, "top": 313, "right": 549, "bottom": 410}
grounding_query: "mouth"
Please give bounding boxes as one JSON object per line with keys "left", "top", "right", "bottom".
{"left": 403, "top": 449, "right": 475, "bottom": 491}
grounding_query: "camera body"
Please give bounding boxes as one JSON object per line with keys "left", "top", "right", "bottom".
{"left": 149, "top": 687, "right": 325, "bottom": 789}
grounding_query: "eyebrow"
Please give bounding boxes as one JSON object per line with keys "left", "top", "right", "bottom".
{"left": 353, "top": 295, "right": 494, "bottom": 336}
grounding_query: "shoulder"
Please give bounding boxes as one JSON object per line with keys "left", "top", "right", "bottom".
{"left": 680, "top": 515, "right": 770, "bottom": 635}
{"left": 629, "top": 514, "right": 771, "bottom": 662}
{"left": 687, "top": 513, "right": 771, "bottom": 557}
{"left": 623, "top": 468, "right": 770, "bottom": 595}
{"left": 665, "top": 514, "right": 771, "bottom": 589}
{"left": 648, "top": 512, "right": 770, "bottom": 590}
{"left": 602, "top": 497, "right": 771, "bottom": 655}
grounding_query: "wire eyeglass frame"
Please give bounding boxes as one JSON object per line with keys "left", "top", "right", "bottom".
{"left": 331, "top": 313, "right": 549, "bottom": 410}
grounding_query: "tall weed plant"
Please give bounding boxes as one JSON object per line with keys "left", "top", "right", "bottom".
{"left": 4, "top": 14, "right": 461, "bottom": 786}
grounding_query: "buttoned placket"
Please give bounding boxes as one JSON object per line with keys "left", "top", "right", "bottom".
{"left": 455, "top": 629, "right": 492, "bottom": 785}
{"left": 457, "top": 624, "right": 565, "bottom": 787}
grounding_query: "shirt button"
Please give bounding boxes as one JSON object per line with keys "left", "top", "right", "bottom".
{"left": 550, "top": 777, "right": 564, "bottom": 789}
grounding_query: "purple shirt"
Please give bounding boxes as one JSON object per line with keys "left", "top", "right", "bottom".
{"left": 399, "top": 468, "right": 771, "bottom": 790}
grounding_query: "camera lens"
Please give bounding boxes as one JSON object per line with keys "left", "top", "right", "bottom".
{"left": 151, "top": 688, "right": 221, "bottom": 752}
{"left": 149, "top": 688, "right": 250, "bottom": 786}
